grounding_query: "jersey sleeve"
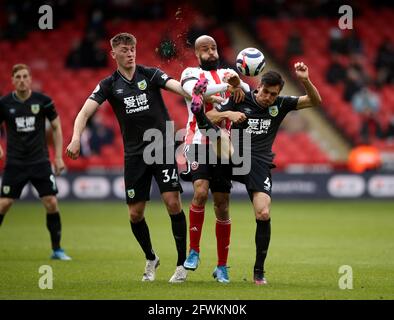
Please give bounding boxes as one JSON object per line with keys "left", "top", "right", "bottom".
{"left": 215, "top": 97, "right": 236, "bottom": 112}
{"left": 144, "top": 66, "right": 172, "bottom": 88}
{"left": 42, "top": 96, "right": 58, "bottom": 121}
{"left": 180, "top": 67, "right": 200, "bottom": 87}
{"left": 279, "top": 96, "right": 299, "bottom": 113}
{"left": 89, "top": 77, "right": 112, "bottom": 105}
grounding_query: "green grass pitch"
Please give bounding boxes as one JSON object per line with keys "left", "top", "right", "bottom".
{"left": 0, "top": 200, "right": 393, "bottom": 300}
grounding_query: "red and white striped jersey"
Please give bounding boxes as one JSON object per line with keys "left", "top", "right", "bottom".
{"left": 181, "top": 67, "right": 236, "bottom": 145}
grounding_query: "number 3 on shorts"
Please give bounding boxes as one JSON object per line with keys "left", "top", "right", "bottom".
{"left": 162, "top": 169, "right": 178, "bottom": 183}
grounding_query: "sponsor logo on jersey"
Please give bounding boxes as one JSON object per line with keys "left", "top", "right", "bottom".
{"left": 124, "top": 94, "right": 149, "bottom": 113}
{"left": 137, "top": 80, "right": 147, "bottom": 90}
{"left": 268, "top": 105, "right": 278, "bottom": 117}
{"left": 15, "top": 116, "right": 36, "bottom": 132}
{"left": 116, "top": 88, "right": 124, "bottom": 94}
{"left": 31, "top": 104, "right": 40, "bottom": 114}
{"left": 127, "top": 188, "right": 135, "bottom": 199}
{"left": 246, "top": 118, "right": 271, "bottom": 134}
{"left": 2, "top": 186, "right": 10, "bottom": 194}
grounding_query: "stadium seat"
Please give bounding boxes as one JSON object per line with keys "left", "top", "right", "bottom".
{"left": 0, "top": 7, "right": 344, "bottom": 171}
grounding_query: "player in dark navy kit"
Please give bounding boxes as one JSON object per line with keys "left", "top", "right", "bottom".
{"left": 66, "top": 33, "right": 189, "bottom": 282}
{"left": 0, "top": 64, "right": 71, "bottom": 260}
{"left": 191, "top": 62, "right": 322, "bottom": 285}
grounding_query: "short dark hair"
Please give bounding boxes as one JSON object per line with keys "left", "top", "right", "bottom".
{"left": 110, "top": 32, "right": 136, "bottom": 49}
{"left": 12, "top": 63, "right": 31, "bottom": 76}
{"left": 260, "top": 71, "right": 284, "bottom": 90}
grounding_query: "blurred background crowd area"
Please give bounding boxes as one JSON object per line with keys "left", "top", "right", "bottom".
{"left": 0, "top": 0, "right": 393, "bottom": 173}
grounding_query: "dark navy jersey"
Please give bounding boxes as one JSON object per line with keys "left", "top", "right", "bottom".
{"left": 89, "top": 65, "right": 173, "bottom": 156}
{"left": 216, "top": 90, "right": 299, "bottom": 164}
{"left": 0, "top": 91, "right": 58, "bottom": 165}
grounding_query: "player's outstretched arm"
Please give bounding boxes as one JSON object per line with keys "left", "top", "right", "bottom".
{"left": 164, "top": 79, "right": 191, "bottom": 99}
{"left": 206, "top": 108, "right": 247, "bottom": 125}
{"left": 204, "top": 95, "right": 225, "bottom": 105}
{"left": 182, "top": 79, "right": 229, "bottom": 99}
{"left": 294, "top": 62, "right": 322, "bottom": 110}
{"left": 66, "top": 99, "right": 100, "bottom": 160}
{"left": 50, "top": 116, "right": 65, "bottom": 175}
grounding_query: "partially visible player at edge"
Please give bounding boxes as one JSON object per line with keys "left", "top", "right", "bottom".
{"left": 0, "top": 64, "right": 71, "bottom": 260}
{"left": 180, "top": 35, "right": 248, "bottom": 283}
{"left": 192, "top": 62, "right": 322, "bottom": 285}
{"left": 66, "top": 33, "right": 189, "bottom": 283}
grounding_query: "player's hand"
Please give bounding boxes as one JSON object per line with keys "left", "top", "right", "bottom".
{"left": 54, "top": 157, "right": 65, "bottom": 176}
{"left": 229, "top": 111, "right": 247, "bottom": 124}
{"left": 204, "top": 95, "right": 225, "bottom": 104}
{"left": 66, "top": 140, "right": 81, "bottom": 160}
{"left": 0, "top": 146, "right": 3, "bottom": 160}
{"left": 230, "top": 87, "right": 245, "bottom": 103}
{"left": 227, "top": 75, "right": 241, "bottom": 87}
{"left": 294, "top": 62, "right": 309, "bottom": 81}
{"left": 223, "top": 72, "right": 241, "bottom": 87}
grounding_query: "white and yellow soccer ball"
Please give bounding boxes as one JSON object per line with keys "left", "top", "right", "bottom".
{"left": 236, "top": 47, "right": 266, "bottom": 77}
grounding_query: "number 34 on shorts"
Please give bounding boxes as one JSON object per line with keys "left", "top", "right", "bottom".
{"left": 162, "top": 169, "right": 179, "bottom": 183}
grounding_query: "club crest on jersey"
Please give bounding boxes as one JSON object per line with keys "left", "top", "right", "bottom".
{"left": 191, "top": 161, "right": 199, "bottom": 171}
{"left": 268, "top": 105, "right": 278, "bottom": 117}
{"left": 2, "top": 186, "right": 10, "bottom": 194}
{"left": 137, "top": 80, "right": 147, "bottom": 90}
{"left": 127, "top": 188, "right": 135, "bottom": 199}
{"left": 243, "top": 107, "right": 252, "bottom": 114}
{"left": 31, "top": 104, "right": 40, "bottom": 114}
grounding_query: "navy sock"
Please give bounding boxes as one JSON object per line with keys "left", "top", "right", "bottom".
{"left": 170, "top": 210, "right": 187, "bottom": 266}
{"left": 46, "top": 212, "right": 61, "bottom": 250}
{"left": 254, "top": 219, "right": 271, "bottom": 273}
{"left": 130, "top": 218, "right": 156, "bottom": 260}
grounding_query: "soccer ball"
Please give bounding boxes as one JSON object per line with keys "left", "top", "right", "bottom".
{"left": 236, "top": 47, "right": 266, "bottom": 77}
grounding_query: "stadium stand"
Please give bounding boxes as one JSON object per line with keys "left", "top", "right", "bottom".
{"left": 254, "top": 5, "right": 394, "bottom": 153}
{"left": 0, "top": 2, "right": 346, "bottom": 171}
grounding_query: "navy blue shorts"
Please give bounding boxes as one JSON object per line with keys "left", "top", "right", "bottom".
{"left": 1, "top": 161, "right": 58, "bottom": 199}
